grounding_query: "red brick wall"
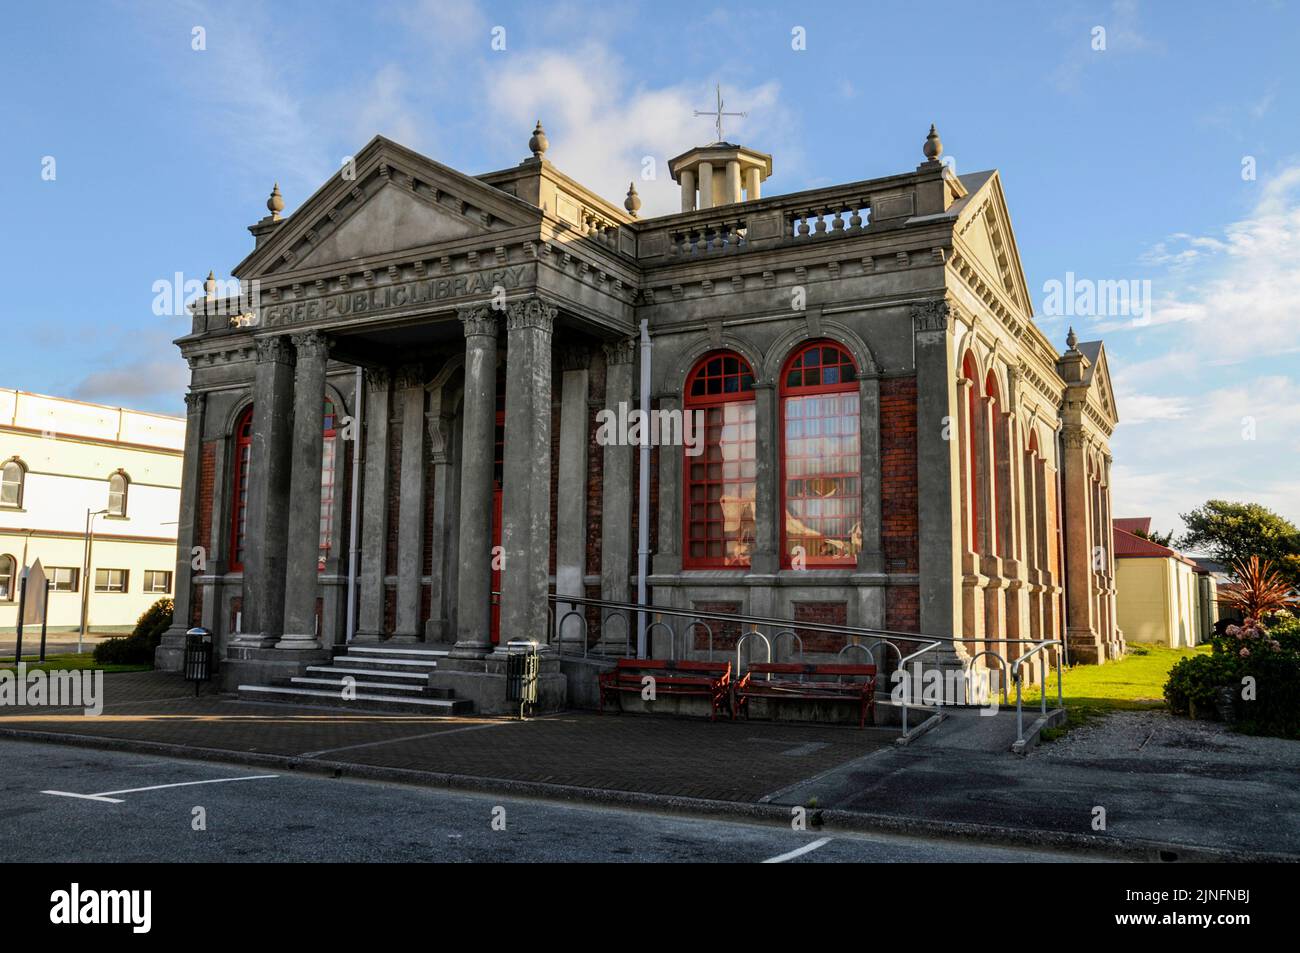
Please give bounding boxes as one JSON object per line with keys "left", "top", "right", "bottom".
{"left": 791, "top": 601, "right": 848, "bottom": 654}
{"left": 194, "top": 440, "right": 217, "bottom": 625}
{"left": 886, "top": 585, "right": 920, "bottom": 634}
{"left": 692, "top": 600, "right": 742, "bottom": 650}
{"left": 585, "top": 356, "right": 606, "bottom": 577}
{"left": 880, "top": 377, "right": 919, "bottom": 572}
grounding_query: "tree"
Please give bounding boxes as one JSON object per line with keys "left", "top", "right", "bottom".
{"left": 1216, "top": 557, "right": 1300, "bottom": 620}
{"left": 1133, "top": 526, "right": 1175, "bottom": 547}
{"left": 1178, "top": 500, "right": 1300, "bottom": 586}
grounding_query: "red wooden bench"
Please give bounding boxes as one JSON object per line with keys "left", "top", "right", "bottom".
{"left": 598, "top": 659, "right": 733, "bottom": 720}
{"left": 734, "top": 662, "right": 877, "bottom": 728}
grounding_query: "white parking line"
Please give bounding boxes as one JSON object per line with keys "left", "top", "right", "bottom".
{"left": 42, "top": 774, "right": 279, "bottom": 804}
{"left": 762, "top": 836, "right": 832, "bottom": 863}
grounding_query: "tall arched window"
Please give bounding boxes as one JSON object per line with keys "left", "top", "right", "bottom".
{"left": 229, "top": 406, "right": 254, "bottom": 572}
{"left": 684, "top": 351, "right": 756, "bottom": 568}
{"left": 107, "top": 471, "right": 129, "bottom": 517}
{"left": 1, "top": 459, "right": 25, "bottom": 508}
{"left": 961, "top": 353, "right": 981, "bottom": 552}
{"left": 984, "top": 370, "right": 1001, "bottom": 557}
{"left": 780, "top": 341, "right": 861, "bottom": 567}
{"left": 0, "top": 554, "right": 15, "bottom": 601}
{"left": 318, "top": 398, "right": 338, "bottom": 570}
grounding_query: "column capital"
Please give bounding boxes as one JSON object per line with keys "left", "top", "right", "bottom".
{"left": 394, "top": 363, "right": 425, "bottom": 391}
{"left": 364, "top": 366, "right": 391, "bottom": 389}
{"left": 911, "top": 296, "right": 952, "bottom": 334}
{"left": 603, "top": 336, "right": 638, "bottom": 365}
{"left": 459, "top": 306, "right": 499, "bottom": 338}
{"left": 255, "top": 335, "right": 295, "bottom": 365}
{"left": 506, "top": 296, "right": 557, "bottom": 333}
{"left": 559, "top": 345, "right": 590, "bottom": 372}
{"left": 290, "top": 329, "right": 330, "bottom": 360}
{"left": 183, "top": 391, "right": 206, "bottom": 415}
{"left": 1062, "top": 424, "right": 1087, "bottom": 449}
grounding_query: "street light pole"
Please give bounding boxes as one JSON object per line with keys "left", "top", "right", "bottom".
{"left": 79, "top": 508, "right": 108, "bottom": 654}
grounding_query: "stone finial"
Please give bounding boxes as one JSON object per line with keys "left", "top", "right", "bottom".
{"left": 1066, "top": 326, "right": 1079, "bottom": 351}
{"left": 204, "top": 270, "right": 216, "bottom": 297}
{"left": 267, "top": 182, "right": 285, "bottom": 219}
{"left": 923, "top": 123, "right": 942, "bottom": 162}
{"left": 624, "top": 182, "right": 641, "bottom": 216}
{"left": 528, "top": 121, "right": 548, "bottom": 159}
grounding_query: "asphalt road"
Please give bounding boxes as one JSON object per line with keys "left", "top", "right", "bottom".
{"left": 1, "top": 739, "right": 1104, "bottom": 863}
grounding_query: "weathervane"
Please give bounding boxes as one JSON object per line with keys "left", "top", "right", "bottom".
{"left": 694, "top": 83, "right": 746, "bottom": 142}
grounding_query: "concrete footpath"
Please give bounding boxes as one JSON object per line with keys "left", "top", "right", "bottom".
{"left": 1, "top": 672, "right": 1296, "bottom": 861}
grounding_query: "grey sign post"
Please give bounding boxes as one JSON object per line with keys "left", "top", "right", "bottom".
{"left": 15, "top": 559, "right": 49, "bottom": 665}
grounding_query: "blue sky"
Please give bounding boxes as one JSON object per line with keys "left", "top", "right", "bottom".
{"left": 2, "top": 0, "right": 1297, "bottom": 534}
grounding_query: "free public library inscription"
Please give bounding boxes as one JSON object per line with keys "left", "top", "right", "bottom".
{"left": 260, "top": 265, "right": 528, "bottom": 327}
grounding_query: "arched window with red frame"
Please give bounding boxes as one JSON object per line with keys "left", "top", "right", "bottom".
{"left": 961, "top": 352, "right": 981, "bottom": 553}
{"left": 984, "top": 370, "right": 1002, "bottom": 557}
{"left": 780, "top": 341, "right": 861, "bottom": 567}
{"left": 683, "top": 351, "right": 756, "bottom": 568}
{"left": 229, "top": 406, "right": 254, "bottom": 572}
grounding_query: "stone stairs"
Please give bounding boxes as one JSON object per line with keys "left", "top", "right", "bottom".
{"left": 237, "top": 644, "right": 472, "bottom": 714}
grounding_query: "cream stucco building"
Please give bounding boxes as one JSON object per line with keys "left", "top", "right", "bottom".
{"left": 0, "top": 389, "right": 184, "bottom": 633}
{"left": 1114, "top": 517, "right": 1216, "bottom": 648}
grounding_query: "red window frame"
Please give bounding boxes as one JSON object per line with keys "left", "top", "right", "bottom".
{"left": 229, "top": 406, "right": 254, "bottom": 572}
{"left": 779, "top": 341, "right": 861, "bottom": 568}
{"left": 984, "top": 370, "right": 1001, "bottom": 557}
{"left": 683, "top": 351, "right": 756, "bottom": 569}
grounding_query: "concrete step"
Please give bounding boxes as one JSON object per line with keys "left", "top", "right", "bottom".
{"left": 327, "top": 655, "right": 441, "bottom": 672}
{"left": 238, "top": 684, "right": 472, "bottom": 715}
{"left": 287, "top": 676, "right": 427, "bottom": 696}
{"left": 341, "top": 644, "right": 450, "bottom": 658}
{"left": 305, "top": 665, "right": 430, "bottom": 681}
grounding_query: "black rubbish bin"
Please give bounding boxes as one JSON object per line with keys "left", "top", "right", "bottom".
{"left": 183, "top": 627, "right": 214, "bottom": 696}
{"left": 504, "top": 639, "right": 540, "bottom": 718}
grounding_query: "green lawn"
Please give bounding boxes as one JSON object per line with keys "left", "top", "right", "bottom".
{"left": 0, "top": 653, "right": 150, "bottom": 674}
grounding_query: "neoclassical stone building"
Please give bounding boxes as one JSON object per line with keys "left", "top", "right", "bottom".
{"left": 156, "top": 122, "right": 1122, "bottom": 709}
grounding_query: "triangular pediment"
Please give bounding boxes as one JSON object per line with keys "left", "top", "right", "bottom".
{"left": 953, "top": 171, "right": 1033, "bottom": 317}
{"left": 234, "top": 136, "right": 543, "bottom": 280}
{"left": 1079, "top": 341, "right": 1119, "bottom": 427}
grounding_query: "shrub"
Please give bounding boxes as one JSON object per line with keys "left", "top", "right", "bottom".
{"left": 1164, "top": 653, "right": 1237, "bottom": 718}
{"left": 93, "top": 598, "right": 174, "bottom": 666}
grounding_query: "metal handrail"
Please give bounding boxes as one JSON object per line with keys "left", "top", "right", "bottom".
{"left": 964, "top": 650, "right": 1009, "bottom": 705}
{"left": 1012, "top": 639, "right": 1064, "bottom": 745}
{"left": 645, "top": 620, "right": 676, "bottom": 660}
{"left": 772, "top": 629, "right": 803, "bottom": 662}
{"left": 892, "top": 640, "right": 944, "bottom": 734}
{"left": 555, "top": 609, "right": 589, "bottom": 657}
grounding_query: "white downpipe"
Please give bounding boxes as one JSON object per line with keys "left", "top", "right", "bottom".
{"left": 636, "top": 319, "right": 652, "bottom": 658}
{"left": 345, "top": 366, "right": 364, "bottom": 643}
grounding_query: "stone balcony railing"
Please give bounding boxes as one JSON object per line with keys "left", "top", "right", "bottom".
{"left": 634, "top": 173, "right": 923, "bottom": 264}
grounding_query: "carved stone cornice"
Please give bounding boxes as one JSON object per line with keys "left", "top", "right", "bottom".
{"left": 255, "top": 335, "right": 295, "bottom": 366}
{"left": 911, "top": 297, "right": 951, "bottom": 334}
{"left": 603, "top": 336, "right": 638, "bottom": 365}
{"left": 506, "top": 296, "right": 557, "bottom": 334}
{"left": 458, "top": 306, "right": 498, "bottom": 339}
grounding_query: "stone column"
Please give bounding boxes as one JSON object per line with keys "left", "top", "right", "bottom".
{"left": 498, "top": 297, "right": 556, "bottom": 648}
{"left": 1062, "top": 426, "right": 1099, "bottom": 662}
{"left": 751, "top": 380, "right": 780, "bottom": 574}
{"left": 597, "top": 337, "right": 636, "bottom": 652}
{"left": 654, "top": 394, "right": 683, "bottom": 575}
{"left": 725, "top": 160, "right": 742, "bottom": 205}
{"left": 390, "top": 365, "right": 429, "bottom": 642}
{"left": 155, "top": 390, "right": 206, "bottom": 670}
{"left": 911, "top": 300, "right": 963, "bottom": 661}
{"left": 451, "top": 307, "right": 499, "bottom": 658}
{"left": 745, "top": 166, "right": 761, "bottom": 200}
{"left": 279, "top": 331, "right": 331, "bottom": 649}
{"left": 857, "top": 375, "right": 884, "bottom": 572}
{"left": 425, "top": 393, "right": 455, "bottom": 641}
{"left": 233, "top": 336, "right": 295, "bottom": 647}
{"left": 554, "top": 346, "right": 589, "bottom": 647}
{"left": 697, "top": 162, "right": 714, "bottom": 210}
{"left": 680, "top": 169, "right": 696, "bottom": 212}
{"left": 355, "top": 368, "right": 391, "bottom": 642}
